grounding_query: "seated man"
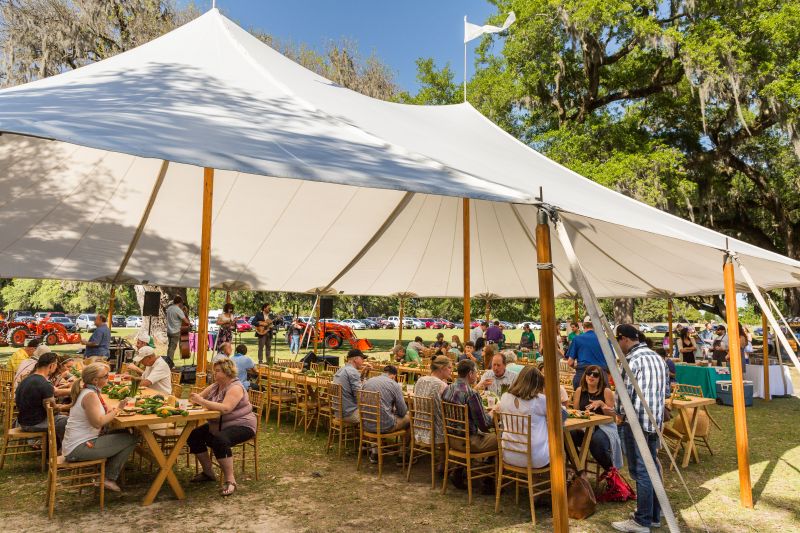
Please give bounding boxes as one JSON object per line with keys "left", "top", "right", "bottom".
{"left": 503, "top": 350, "right": 525, "bottom": 374}
{"left": 127, "top": 346, "right": 172, "bottom": 395}
{"left": 458, "top": 341, "right": 479, "bottom": 364}
{"left": 432, "top": 333, "right": 447, "bottom": 349}
{"left": 9, "top": 338, "right": 40, "bottom": 373}
{"left": 14, "top": 344, "right": 50, "bottom": 390}
{"left": 362, "top": 365, "right": 410, "bottom": 435}
{"left": 212, "top": 342, "right": 234, "bottom": 363}
{"left": 407, "top": 336, "right": 426, "bottom": 355}
{"left": 332, "top": 349, "right": 371, "bottom": 423}
{"left": 15, "top": 352, "right": 69, "bottom": 445}
{"left": 442, "top": 359, "right": 497, "bottom": 453}
{"left": 413, "top": 356, "right": 452, "bottom": 472}
{"left": 232, "top": 344, "right": 256, "bottom": 390}
{"left": 477, "top": 352, "right": 519, "bottom": 396}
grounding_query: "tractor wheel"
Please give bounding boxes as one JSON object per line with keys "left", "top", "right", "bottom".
{"left": 44, "top": 332, "right": 59, "bottom": 345}
{"left": 324, "top": 334, "right": 343, "bottom": 350}
{"left": 8, "top": 326, "right": 28, "bottom": 347}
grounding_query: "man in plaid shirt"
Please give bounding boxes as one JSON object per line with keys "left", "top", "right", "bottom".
{"left": 441, "top": 359, "right": 497, "bottom": 453}
{"left": 612, "top": 324, "right": 668, "bottom": 533}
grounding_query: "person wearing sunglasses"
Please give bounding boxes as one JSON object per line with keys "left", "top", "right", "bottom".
{"left": 569, "top": 365, "right": 621, "bottom": 474}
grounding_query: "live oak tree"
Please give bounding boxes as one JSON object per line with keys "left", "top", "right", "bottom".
{"left": 408, "top": 0, "right": 800, "bottom": 314}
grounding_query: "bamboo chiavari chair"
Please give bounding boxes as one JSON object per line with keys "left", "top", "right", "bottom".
{"left": 292, "top": 374, "right": 320, "bottom": 434}
{"left": 315, "top": 375, "right": 333, "bottom": 434}
{"left": 356, "top": 390, "right": 406, "bottom": 479}
{"left": 232, "top": 389, "right": 265, "bottom": 480}
{"left": 0, "top": 387, "right": 47, "bottom": 471}
{"left": 326, "top": 383, "right": 357, "bottom": 458}
{"left": 45, "top": 405, "right": 105, "bottom": 518}
{"left": 266, "top": 366, "right": 296, "bottom": 429}
{"left": 441, "top": 401, "right": 498, "bottom": 504}
{"left": 494, "top": 411, "right": 551, "bottom": 524}
{"left": 407, "top": 394, "right": 439, "bottom": 488}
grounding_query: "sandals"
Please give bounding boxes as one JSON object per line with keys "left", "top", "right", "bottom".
{"left": 190, "top": 472, "right": 216, "bottom": 483}
{"left": 221, "top": 481, "right": 237, "bottom": 496}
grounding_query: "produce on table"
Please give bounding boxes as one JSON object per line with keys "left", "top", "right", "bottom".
{"left": 567, "top": 409, "right": 591, "bottom": 419}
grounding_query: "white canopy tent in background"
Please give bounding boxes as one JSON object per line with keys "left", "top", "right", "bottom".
{"left": 0, "top": 8, "right": 798, "bottom": 298}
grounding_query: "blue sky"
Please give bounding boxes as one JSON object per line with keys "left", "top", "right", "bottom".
{"left": 195, "top": 0, "right": 498, "bottom": 92}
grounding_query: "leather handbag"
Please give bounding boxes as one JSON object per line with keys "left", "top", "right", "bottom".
{"left": 567, "top": 470, "right": 597, "bottom": 519}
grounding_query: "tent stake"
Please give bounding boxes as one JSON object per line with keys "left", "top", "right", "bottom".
{"left": 535, "top": 209, "right": 569, "bottom": 533}
{"left": 762, "top": 310, "right": 769, "bottom": 400}
{"left": 462, "top": 198, "right": 471, "bottom": 346}
{"left": 723, "top": 255, "right": 753, "bottom": 508}
{"left": 196, "top": 167, "right": 214, "bottom": 380}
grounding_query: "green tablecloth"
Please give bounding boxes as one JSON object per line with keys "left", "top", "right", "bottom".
{"left": 675, "top": 364, "right": 730, "bottom": 398}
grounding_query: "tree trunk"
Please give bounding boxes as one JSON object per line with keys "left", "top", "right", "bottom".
{"left": 613, "top": 298, "right": 635, "bottom": 325}
{"left": 134, "top": 284, "right": 187, "bottom": 345}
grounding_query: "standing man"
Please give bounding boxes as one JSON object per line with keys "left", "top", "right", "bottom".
{"left": 485, "top": 320, "right": 503, "bottom": 348}
{"left": 612, "top": 324, "right": 668, "bottom": 533}
{"left": 566, "top": 320, "right": 608, "bottom": 389}
{"left": 568, "top": 321, "right": 582, "bottom": 343}
{"left": 289, "top": 317, "right": 304, "bottom": 355}
{"left": 698, "top": 322, "right": 714, "bottom": 359}
{"left": 165, "top": 296, "right": 189, "bottom": 369}
{"left": 251, "top": 303, "right": 277, "bottom": 364}
{"left": 469, "top": 321, "right": 487, "bottom": 345}
{"left": 82, "top": 314, "right": 110, "bottom": 359}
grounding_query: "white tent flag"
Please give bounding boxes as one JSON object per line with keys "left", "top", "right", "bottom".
{"left": 464, "top": 12, "right": 516, "bottom": 43}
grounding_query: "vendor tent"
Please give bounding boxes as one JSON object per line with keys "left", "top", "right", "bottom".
{"left": 0, "top": 8, "right": 798, "bottom": 297}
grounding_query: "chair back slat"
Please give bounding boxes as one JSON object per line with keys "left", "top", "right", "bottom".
{"left": 495, "top": 410, "right": 533, "bottom": 469}
{"left": 309, "top": 363, "right": 322, "bottom": 372}
{"left": 248, "top": 389, "right": 265, "bottom": 430}
{"left": 357, "top": 389, "right": 382, "bottom": 433}
{"left": 441, "top": 401, "right": 469, "bottom": 452}
{"left": 330, "top": 382, "right": 344, "bottom": 420}
{"left": 46, "top": 404, "right": 58, "bottom": 468}
{"left": 675, "top": 384, "right": 704, "bottom": 398}
{"left": 409, "top": 395, "right": 435, "bottom": 444}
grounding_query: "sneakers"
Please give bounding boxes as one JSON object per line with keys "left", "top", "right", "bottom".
{"left": 611, "top": 518, "right": 650, "bottom": 533}
{"left": 630, "top": 512, "right": 661, "bottom": 528}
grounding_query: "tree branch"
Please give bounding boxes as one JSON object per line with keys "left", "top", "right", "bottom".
{"left": 589, "top": 70, "right": 683, "bottom": 111}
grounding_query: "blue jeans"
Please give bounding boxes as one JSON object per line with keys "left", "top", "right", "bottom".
{"left": 290, "top": 334, "right": 300, "bottom": 354}
{"left": 621, "top": 424, "right": 661, "bottom": 527}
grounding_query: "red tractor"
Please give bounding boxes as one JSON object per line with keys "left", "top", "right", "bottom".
{"left": 297, "top": 319, "right": 373, "bottom": 351}
{"left": 1, "top": 318, "right": 81, "bottom": 347}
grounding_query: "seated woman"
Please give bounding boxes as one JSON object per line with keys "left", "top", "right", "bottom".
{"left": 450, "top": 335, "right": 464, "bottom": 353}
{"left": 496, "top": 366, "right": 552, "bottom": 469}
{"left": 62, "top": 363, "right": 138, "bottom": 493}
{"left": 537, "top": 362, "right": 569, "bottom": 406}
{"left": 188, "top": 358, "right": 257, "bottom": 496}
{"left": 52, "top": 355, "right": 76, "bottom": 402}
{"left": 569, "top": 364, "right": 621, "bottom": 474}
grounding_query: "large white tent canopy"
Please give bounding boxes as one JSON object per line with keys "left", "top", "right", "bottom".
{"left": 0, "top": 8, "right": 798, "bottom": 298}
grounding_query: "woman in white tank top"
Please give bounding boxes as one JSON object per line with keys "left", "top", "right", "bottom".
{"left": 62, "top": 363, "right": 137, "bottom": 492}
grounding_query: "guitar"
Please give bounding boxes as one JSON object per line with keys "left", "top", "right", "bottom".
{"left": 254, "top": 317, "right": 274, "bottom": 337}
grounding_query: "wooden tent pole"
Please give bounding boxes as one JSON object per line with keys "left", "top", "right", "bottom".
{"left": 107, "top": 285, "right": 116, "bottom": 326}
{"left": 398, "top": 297, "right": 405, "bottom": 344}
{"left": 463, "top": 198, "right": 471, "bottom": 344}
{"left": 667, "top": 299, "right": 674, "bottom": 357}
{"left": 313, "top": 295, "right": 321, "bottom": 353}
{"left": 573, "top": 299, "right": 579, "bottom": 324}
{"left": 723, "top": 256, "right": 753, "bottom": 508}
{"left": 196, "top": 168, "right": 214, "bottom": 378}
{"left": 536, "top": 209, "right": 569, "bottom": 533}
{"left": 225, "top": 290, "right": 231, "bottom": 304}
{"left": 485, "top": 298, "right": 491, "bottom": 322}
{"left": 762, "top": 310, "right": 770, "bottom": 401}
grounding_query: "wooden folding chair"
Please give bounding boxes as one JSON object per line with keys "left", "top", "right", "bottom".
{"left": 170, "top": 372, "right": 181, "bottom": 386}
{"left": 309, "top": 363, "right": 322, "bottom": 372}
{"left": 407, "top": 394, "right": 439, "bottom": 488}
{"left": 314, "top": 376, "right": 333, "bottom": 434}
{"left": 356, "top": 390, "right": 406, "bottom": 479}
{"left": 494, "top": 411, "right": 551, "bottom": 524}
{"left": 0, "top": 388, "right": 47, "bottom": 471}
{"left": 232, "top": 389, "right": 265, "bottom": 480}
{"left": 293, "top": 374, "right": 320, "bottom": 434}
{"left": 326, "top": 383, "right": 358, "bottom": 458}
{"left": 45, "top": 405, "right": 105, "bottom": 518}
{"left": 171, "top": 383, "right": 184, "bottom": 398}
{"left": 327, "top": 365, "right": 340, "bottom": 374}
{"left": 441, "top": 401, "right": 498, "bottom": 504}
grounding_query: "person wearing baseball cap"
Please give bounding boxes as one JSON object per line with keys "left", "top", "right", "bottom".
{"left": 332, "top": 349, "right": 372, "bottom": 423}
{"left": 127, "top": 346, "right": 172, "bottom": 395}
{"left": 134, "top": 331, "right": 154, "bottom": 350}
{"left": 612, "top": 324, "right": 669, "bottom": 533}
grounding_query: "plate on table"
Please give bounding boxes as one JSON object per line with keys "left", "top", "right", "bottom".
{"left": 116, "top": 411, "right": 136, "bottom": 417}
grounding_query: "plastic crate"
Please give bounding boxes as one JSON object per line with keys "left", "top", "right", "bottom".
{"left": 715, "top": 380, "right": 753, "bottom": 407}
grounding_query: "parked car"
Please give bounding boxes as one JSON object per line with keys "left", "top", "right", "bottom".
{"left": 653, "top": 325, "right": 669, "bottom": 333}
{"left": 452, "top": 321, "right": 464, "bottom": 330}
{"left": 360, "top": 318, "right": 380, "bottom": 329}
{"left": 436, "top": 318, "right": 454, "bottom": 329}
{"left": 517, "top": 321, "right": 541, "bottom": 330}
{"left": 408, "top": 318, "right": 426, "bottom": 329}
{"left": 498, "top": 321, "right": 515, "bottom": 330}
{"left": 374, "top": 318, "right": 394, "bottom": 329}
{"left": 48, "top": 316, "right": 77, "bottom": 333}
{"left": 75, "top": 314, "right": 97, "bottom": 331}
{"left": 111, "top": 315, "right": 127, "bottom": 328}
{"left": 42, "top": 312, "right": 67, "bottom": 322}
{"left": 126, "top": 315, "right": 143, "bottom": 328}
{"left": 236, "top": 319, "right": 252, "bottom": 332}
{"left": 33, "top": 311, "right": 49, "bottom": 322}
{"left": 340, "top": 318, "right": 367, "bottom": 330}
{"left": 639, "top": 323, "right": 654, "bottom": 333}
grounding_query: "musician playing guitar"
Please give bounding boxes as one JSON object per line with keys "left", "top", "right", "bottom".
{"left": 250, "top": 302, "right": 277, "bottom": 364}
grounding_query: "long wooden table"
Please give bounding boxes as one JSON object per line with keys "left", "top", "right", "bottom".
{"left": 666, "top": 395, "right": 716, "bottom": 467}
{"left": 563, "top": 413, "right": 613, "bottom": 471}
{"left": 106, "top": 394, "right": 219, "bottom": 506}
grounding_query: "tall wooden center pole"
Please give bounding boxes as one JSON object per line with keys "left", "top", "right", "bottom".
{"left": 762, "top": 310, "right": 770, "bottom": 400}
{"left": 463, "top": 199, "right": 471, "bottom": 344}
{"left": 485, "top": 299, "right": 491, "bottom": 322}
{"left": 536, "top": 209, "right": 569, "bottom": 532}
{"left": 196, "top": 168, "right": 214, "bottom": 377}
{"left": 313, "top": 295, "right": 321, "bottom": 353}
{"left": 573, "top": 299, "right": 579, "bottom": 324}
{"left": 667, "top": 299, "right": 674, "bottom": 357}
{"left": 398, "top": 297, "right": 405, "bottom": 344}
{"left": 107, "top": 285, "right": 117, "bottom": 326}
{"left": 723, "top": 257, "right": 753, "bottom": 508}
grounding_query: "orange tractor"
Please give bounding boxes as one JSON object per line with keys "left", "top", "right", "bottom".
{"left": 1, "top": 318, "right": 82, "bottom": 347}
{"left": 297, "top": 319, "right": 373, "bottom": 351}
